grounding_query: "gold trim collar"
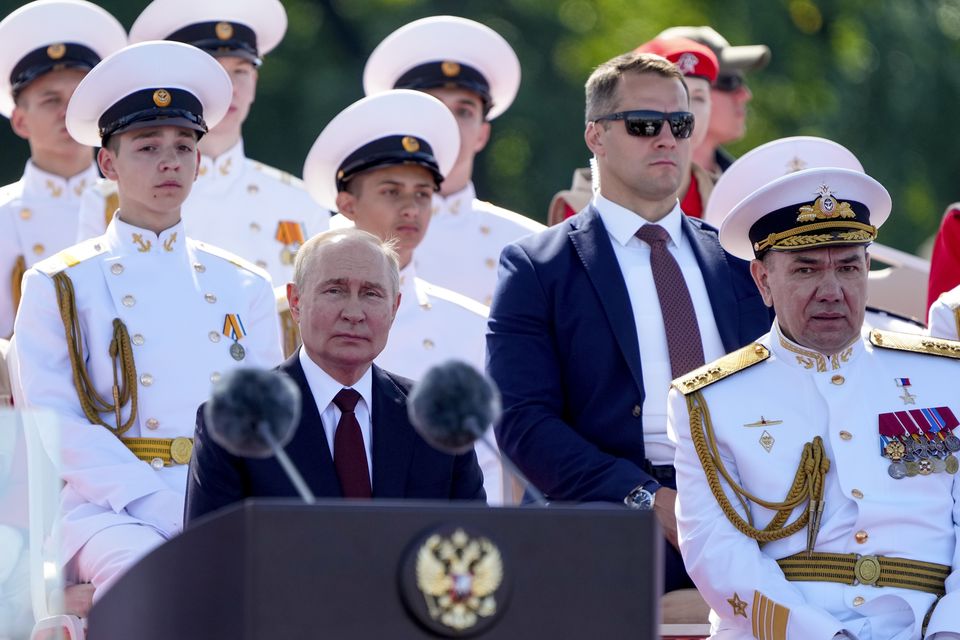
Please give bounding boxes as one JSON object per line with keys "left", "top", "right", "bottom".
{"left": 774, "top": 323, "right": 856, "bottom": 372}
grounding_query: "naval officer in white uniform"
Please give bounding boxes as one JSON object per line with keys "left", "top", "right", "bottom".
{"left": 13, "top": 41, "right": 283, "bottom": 601}
{"left": 303, "top": 90, "right": 507, "bottom": 504}
{"left": 928, "top": 289, "right": 960, "bottom": 341}
{"left": 668, "top": 167, "right": 960, "bottom": 640}
{"left": 75, "top": 0, "right": 329, "bottom": 286}
{"left": 363, "top": 16, "right": 545, "bottom": 306}
{"left": 0, "top": 0, "right": 126, "bottom": 338}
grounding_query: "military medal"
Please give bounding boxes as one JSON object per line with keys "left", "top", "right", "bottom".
{"left": 883, "top": 439, "right": 907, "bottom": 479}
{"left": 223, "top": 313, "right": 247, "bottom": 361}
{"left": 894, "top": 378, "right": 916, "bottom": 405}
{"left": 276, "top": 220, "right": 306, "bottom": 266}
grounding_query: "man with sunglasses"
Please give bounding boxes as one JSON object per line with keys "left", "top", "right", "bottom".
{"left": 659, "top": 26, "right": 770, "bottom": 176}
{"left": 487, "top": 52, "right": 771, "bottom": 593}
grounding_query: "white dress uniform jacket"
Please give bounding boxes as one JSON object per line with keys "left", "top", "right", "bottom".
{"left": 416, "top": 182, "right": 544, "bottom": 306}
{"left": 0, "top": 162, "right": 100, "bottom": 337}
{"left": 667, "top": 324, "right": 960, "bottom": 640}
{"left": 375, "top": 263, "right": 506, "bottom": 504}
{"left": 13, "top": 216, "right": 283, "bottom": 563}
{"left": 75, "top": 140, "right": 330, "bottom": 285}
{"left": 928, "top": 287, "right": 960, "bottom": 341}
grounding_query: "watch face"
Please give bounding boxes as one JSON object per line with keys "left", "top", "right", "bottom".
{"left": 626, "top": 489, "right": 654, "bottom": 510}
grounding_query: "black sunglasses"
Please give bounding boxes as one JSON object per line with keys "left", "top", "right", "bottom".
{"left": 714, "top": 74, "right": 746, "bottom": 92}
{"left": 593, "top": 110, "right": 695, "bottom": 139}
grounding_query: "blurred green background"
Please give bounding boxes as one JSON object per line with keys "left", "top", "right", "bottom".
{"left": 1, "top": 0, "right": 958, "bottom": 254}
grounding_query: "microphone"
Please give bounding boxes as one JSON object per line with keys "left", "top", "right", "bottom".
{"left": 407, "top": 360, "right": 548, "bottom": 506}
{"left": 205, "top": 367, "right": 315, "bottom": 504}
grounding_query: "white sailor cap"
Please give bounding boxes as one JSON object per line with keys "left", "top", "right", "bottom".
{"left": 363, "top": 16, "right": 520, "bottom": 120}
{"left": 129, "top": 0, "right": 287, "bottom": 66}
{"left": 704, "top": 136, "right": 865, "bottom": 228}
{"left": 719, "top": 167, "right": 891, "bottom": 261}
{"left": 65, "top": 41, "right": 232, "bottom": 148}
{"left": 303, "top": 89, "right": 459, "bottom": 212}
{"left": 0, "top": 0, "right": 127, "bottom": 118}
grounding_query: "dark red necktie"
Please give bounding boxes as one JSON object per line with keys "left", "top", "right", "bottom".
{"left": 635, "top": 224, "right": 706, "bottom": 379}
{"left": 332, "top": 388, "right": 372, "bottom": 498}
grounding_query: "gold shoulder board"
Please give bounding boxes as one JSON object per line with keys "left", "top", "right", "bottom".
{"left": 33, "top": 239, "right": 106, "bottom": 276}
{"left": 672, "top": 343, "right": 770, "bottom": 395}
{"left": 870, "top": 328, "right": 960, "bottom": 359}
{"left": 194, "top": 241, "right": 270, "bottom": 280}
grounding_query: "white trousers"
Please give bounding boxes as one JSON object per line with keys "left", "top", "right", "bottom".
{"left": 71, "top": 523, "right": 165, "bottom": 603}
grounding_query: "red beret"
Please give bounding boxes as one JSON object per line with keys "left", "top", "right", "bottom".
{"left": 635, "top": 37, "right": 719, "bottom": 83}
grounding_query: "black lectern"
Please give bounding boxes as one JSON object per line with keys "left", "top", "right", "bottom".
{"left": 89, "top": 500, "right": 660, "bottom": 639}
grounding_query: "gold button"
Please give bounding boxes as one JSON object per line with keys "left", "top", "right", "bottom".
{"left": 132, "top": 334, "right": 145, "bottom": 346}
{"left": 210, "top": 372, "right": 221, "bottom": 384}
{"left": 852, "top": 596, "right": 865, "bottom": 607}
{"left": 250, "top": 222, "right": 261, "bottom": 232}
{"left": 423, "top": 339, "right": 435, "bottom": 349}
{"left": 111, "top": 263, "right": 124, "bottom": 275}
{"left": 32, "top": 243, "right": 45, "bottom": 255}
{"left": 204, "top": 293, "right": 217, "bottom": 304}
{"left": 851, "top": 489, "right": 863, "bottom": 499}
{"left": 140, "top": 373, "right": 154, "bottom": 386}
{"left": 480, "top": 226, "right": 491, "bottom": 235}
{"left": 146, "top": 418, "right": 159, "bottom": 429}
{"left": 839, "top": 430, "right": 852, "bottom": 441}
{"left": 209, "top": 331, "right": 221, "bottom": 343}
{"left": 632, "top": 404, "right": 642, "bottom": 418}
{"left": 247, "top": 184, "right": 259, "bottom": 194}
{"left": 485, "top": 295, "right": 493, "bottom": 305}
{"left": 256, "top": 260, "right": 268, "bottom": 269}
{"left": 831, "top": 375, "right": 845, "bottom": 385}
{"left": 19, "top": 208, "right": 31, "bottom": 220}
{"left": 150, "top": 457, "right": 164, "bottom": 469}
{"left": 485, "top": 258, "right": 496, "bottom": 269}
{"left": 194, "top": 263, "right": 206, "bottom": 273}
{"left": 122, "top": 295, "right": 135, "bottom": 307}
{"left": 855, "top": 530, "right": 868, "bottom": 544}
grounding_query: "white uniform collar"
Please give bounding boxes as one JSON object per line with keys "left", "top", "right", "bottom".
{"left": 769, "top": 319, "right": 864, "bottom": 373}
{"left": 298, "top": 346, "right": 374, "bottom": 416}
{"left": 198, "top": 139, "right": 245, "bottom": 183}
{"left": 432, "top": 182, "right": 476, "bottom": 217}
{"left": 592, "top": 193, "right": 684, "bottom": 249}
{"left": 106, "top": 214, "right": 186, "bottom": 257}
{"left": 399, "top": 262, "right": 431, "bottom": 309}
{"left": 22, "top": 161, "right": 99, "bottom": 203}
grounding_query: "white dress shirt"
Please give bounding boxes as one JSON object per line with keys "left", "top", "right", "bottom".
{"left": 298, "top": 348, "right": 373, "bottom": 484}
{"left": 593, "top": 194, "right": 725, "bottom": 465}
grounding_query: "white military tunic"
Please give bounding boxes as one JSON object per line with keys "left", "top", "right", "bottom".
{"left": 667, "top": 323, "right": 960, "bottom": 640}
{"left": 75, "top": 140, "right": 330, "bottom": 285}
{"left": 416, "top": 182, "right": 544, "bottom": 305}
{"left": 14, "top": 216, "right": 283, "bottom": 563}
{"left": 928, "top": 287, "right": 960, "bottom": 341}
{"left": 375, "top": 263, "right": 506, "bottom": 505}
{"left": 0, "top": 162, "right": 99, "bottom": 338}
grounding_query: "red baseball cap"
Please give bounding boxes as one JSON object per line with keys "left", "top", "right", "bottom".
{"left": 635, "top": 37, "right": 719, "bottom": 83}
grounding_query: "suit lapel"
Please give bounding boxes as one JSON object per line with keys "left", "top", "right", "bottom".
{"left": 682, "top": 216, "right": 739, "bottom": 351}
{"left": 370, "top": 365, "right": 415, "bottom": 498}
{"left": 568, "top": 207, "right": 645, "bottom": 395}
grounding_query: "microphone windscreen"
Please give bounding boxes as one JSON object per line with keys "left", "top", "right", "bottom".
{"left": 205, "top": 368, "right": 302, "bottom": 458}
{"left": 407, "top": 360, "right": 502, "bottom": 455}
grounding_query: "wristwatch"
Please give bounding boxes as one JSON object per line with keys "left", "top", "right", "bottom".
{"left": 624, "top": 485, "right": 657, "bottom": 510}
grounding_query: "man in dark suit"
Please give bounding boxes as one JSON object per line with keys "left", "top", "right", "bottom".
{"left": 487, "top": 52, "right": 771, "bottom": 592}
{"left": 186, "top": 228, "right": 485, "bottom": 523}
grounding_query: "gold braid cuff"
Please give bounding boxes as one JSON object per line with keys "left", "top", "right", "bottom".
{"left": 686, "top": 390, "right": 830, "bottom": 550}
{"left": 52, "top": 271, "right": 139, "bottom": 436}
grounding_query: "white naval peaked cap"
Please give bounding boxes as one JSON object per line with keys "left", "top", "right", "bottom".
{"left": 65, "top": 41, "right": 232, "bottom": 148}
{"left": 704, "top": 136, "right": 865, "bottom": 229}
{"left": 303, "top": 89, "right": 460, "bottom": 212}
{"left": 719, "top": 167, "right": 891, "bottom": 261}
{"left": 363, "top": 15, "right": 521, "bottom": 120}
{"left": 129, "top": 0, "right": 287, "bottom": 64}
{"left": 0, "top": 0, "right": 127, "bottom": 118}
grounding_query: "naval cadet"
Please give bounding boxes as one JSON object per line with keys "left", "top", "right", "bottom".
{"left": 75, "top": 0, "right": 329, "bottom": 286}
{"left": 302, "top": 89, "right": 506, "bottom": 504}
{"left": 363, "top": 16, "right": 545, "bottom": 306}
{"left": 0, "top": 0, "right": 126, "bottom": 338}
{"left": 13, "top": 41, "right": 283, "bottom": 601}
{"left": 668, "top": 166, "right": 960, "bottom": 639}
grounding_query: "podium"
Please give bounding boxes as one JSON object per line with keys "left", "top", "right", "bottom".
{"left": 89, "top": 500, "right": 660, "bottom": 638}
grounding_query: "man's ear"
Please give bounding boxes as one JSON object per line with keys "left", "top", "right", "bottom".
{"left": 286, "top": 282, "right": 301, "bottom": 323}
{"left": 472, "top": 121, "right": 491, "bottom": 153}
{"left": 750, "top": 259, "right": 774, "bottom": 307}
{"left": 584, "top": 121, "right": 604, "bottom": 157}
{"left": 98, "top": 147, "right": 119, "bottom": 181}
{"left": 336, "top": 190, "right": 358, "bottom": 221}
{"left": 193, "top": 147, "right": 201, "bottom": 180}
{"left": 10, "top": 107, "right": 30, "bottom": 140}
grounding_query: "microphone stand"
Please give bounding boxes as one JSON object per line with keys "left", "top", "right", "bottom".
{"left": 472, "top": 429, "right": 549, "bottom": 507}
{"left": 257, "top": 421, "right": 316, "bottom": 504}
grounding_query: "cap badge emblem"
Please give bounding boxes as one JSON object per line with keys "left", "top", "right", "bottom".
{"left": 216, "top": 21, "right": 234, "bottom": 40}
{"left": 797, "top": 184, "right": 856, "bottom": 222}
{"left": 676, "top": 52, "right": 699, "bottom": 75}
{"left": 152, "top": 89, "right": 172, "bottom": 108}
{"left": 401, "top": 136, "right": 421, "bottom": 153}
{"left": 47, "top": 43, "right": 66, "bottom": 60}
{"left": 441, "top": 61, "right": 461, "bottom": 77}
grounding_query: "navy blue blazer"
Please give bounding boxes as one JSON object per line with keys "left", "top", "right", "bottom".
{"left": 185, "top": 355, "right": 486, "bottom": 524}
{"left": 487, "top": 206, "right": 772, "bottom": 503}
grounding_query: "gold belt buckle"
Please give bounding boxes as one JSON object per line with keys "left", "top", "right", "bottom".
{"left": 854, "top": 554, "right": 881, "bottom": 586}
{"left": 170, "top": 437, "right": 193, "bottom": 465}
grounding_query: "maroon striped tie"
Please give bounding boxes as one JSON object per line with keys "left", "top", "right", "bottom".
{"left": 332, "top": 388, "right": 372, "bottom": 498}
{"left": 635, "top": 224, "right": 706, "bottom": 379}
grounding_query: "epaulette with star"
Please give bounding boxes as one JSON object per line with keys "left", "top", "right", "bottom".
{"left": 672, "top": 343, "right": 770, "bottom": 395}
{"left": 194, "top": 241, "right": 271, "bottom": 281}
{"left": 870, "top": 328, "right": 960, "bottom": 360}
{"left": 33, "top": 238, "right": 107, "bottom": 276}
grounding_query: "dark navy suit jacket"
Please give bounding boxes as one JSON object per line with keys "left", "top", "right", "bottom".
{"left": 185, "top": 355, "right": 486, "bottom": 524}
{"left": 487, "top": 206, "right": 772, "bottom": 503}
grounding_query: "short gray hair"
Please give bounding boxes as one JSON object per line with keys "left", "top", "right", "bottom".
{"left": 585, "top": 52, "right": 688, "bottom": 123}
{"left": 292, "top": 228, "right": 401, "bottom": 296}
